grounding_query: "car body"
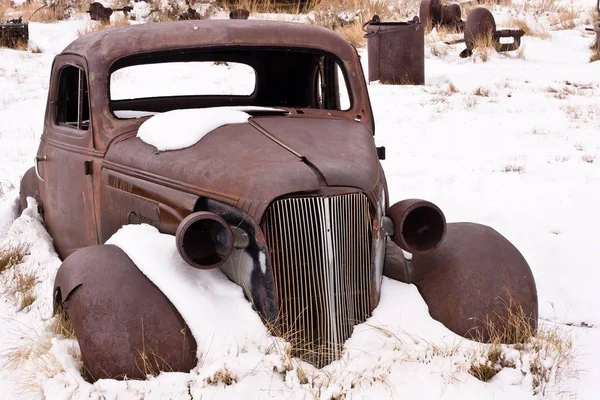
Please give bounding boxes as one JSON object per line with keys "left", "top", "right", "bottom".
{"left": 19, "top": 19, "right": 537, "bottom": 380}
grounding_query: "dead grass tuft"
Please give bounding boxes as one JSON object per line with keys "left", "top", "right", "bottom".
{"left": 468, "top": 302, "right": 576, "bottom": 395}
{"left": 52, "top": 305, "right": 76, "bottom": 339}
{"left": 337, "top": 20, "right": 366, "bottom": 48}
{"left": 549, "top": 7, "right": 579, "bottom": 30}
{"left": 0, "top": 242, "right": 29, "bottom": 273}
{"left": 502, "top": 164, "right": 525, "bottom": 173}
{"left": 473, "top": 86, "right": 490, "bottom": 97}
{"left": 19, "top": 0, "right": 89, "bottom": 23}
{"left": 4, "top": 268, "right": 37, "bottom": 311}
{"left": 430, "top": 43, "right": 448, "bottom": 58}
{"left": 506, "top": 16, "right": 550, "bottom": 39}
{"left": 582, "top": 154, "right": 596, "bottom": 163}
{"left": 204, "top": 367, "right": 237, "bottom": 386}
{"left": 522, "top": 0, "right": 559, "bottom": 15}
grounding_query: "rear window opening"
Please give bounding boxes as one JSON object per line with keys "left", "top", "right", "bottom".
{"left": 110, "top": 61, "right": 257, "bottom": 100}
{"left": 108, "top": 47, "right": 352, "bottom": 119}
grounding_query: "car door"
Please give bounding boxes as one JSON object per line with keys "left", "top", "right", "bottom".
{"left": 35, "top": 55, "right": 99, "bottom": 259}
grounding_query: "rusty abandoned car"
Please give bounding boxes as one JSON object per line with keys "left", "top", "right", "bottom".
{"left": 18, "top": 20, "right": 538, "bottom": 380}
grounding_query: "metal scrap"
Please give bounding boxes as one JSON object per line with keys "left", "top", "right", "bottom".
{"left": 87, "top": 2, "right": 133, "bottom": 24}
{"left": 0, "top": 17, "right": 28, "bottom": 49}
{"left": 420, "top": 0, "right": 464, "bottom": 32}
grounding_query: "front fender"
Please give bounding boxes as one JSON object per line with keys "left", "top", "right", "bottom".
{"left": 53, "top": 244, "right": 197, "bottom": 381}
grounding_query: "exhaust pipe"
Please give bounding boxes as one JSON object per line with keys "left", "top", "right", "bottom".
{"left": 176, "top": 212, "right": 235, "bottom": 269}
{"left": 386, "top": 199, "right": 446, "bottom": 254}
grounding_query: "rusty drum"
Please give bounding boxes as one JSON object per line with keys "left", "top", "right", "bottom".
{"left": 364, "top": 16, "right": 425, "bottom": 85}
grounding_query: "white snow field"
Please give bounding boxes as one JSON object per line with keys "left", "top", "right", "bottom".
{"left": 1, "top": 0, "right": 599, "bottom": 399}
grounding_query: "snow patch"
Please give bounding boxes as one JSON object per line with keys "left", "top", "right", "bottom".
{"left": 137, "top": 108, "right": 251, "bottom": 151}
{"left": 105, "top": 223, "right": 273, "bottom": 364}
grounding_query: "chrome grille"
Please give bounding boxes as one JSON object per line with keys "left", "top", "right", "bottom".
{"left": 263, "top": 193, "right": 372, "bottom": 367}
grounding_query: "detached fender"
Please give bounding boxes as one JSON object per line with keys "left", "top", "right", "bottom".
{"left": 53, "top": 244, "right": 197, "bottom": 381}
{"left": 411, "top": 222, "right": 538, "bottom": 343}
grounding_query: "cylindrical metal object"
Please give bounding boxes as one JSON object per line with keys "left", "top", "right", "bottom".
{"left": 176, "top": 211, "right": 233, "bottom": 269}
{"left": 365, "top": 16, "right": 425, "bottom": 85}
{"left": 386, "top": 198, "right": 446, "bottom": 254}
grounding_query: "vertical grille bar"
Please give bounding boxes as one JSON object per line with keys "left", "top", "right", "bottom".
{"left": 263, "top": 193, "right": 373, "bottom": 367}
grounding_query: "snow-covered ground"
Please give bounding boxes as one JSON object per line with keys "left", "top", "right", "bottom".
{"left": 1, "top": 0, "right": 599, "bottom": 399}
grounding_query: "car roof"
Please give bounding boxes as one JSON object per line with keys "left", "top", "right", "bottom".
{"left": 61, "top": 19, "right": 358, "bottom": 68}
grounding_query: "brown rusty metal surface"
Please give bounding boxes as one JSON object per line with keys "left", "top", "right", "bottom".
{"left": 410, "top": 222, "right": 538, "bottom": 343}
{"left": 419, "top": 0, "right": 464, "bottom": 31}
{"left": 229, "top": 8, "right": 250, "bottom": 19}
{"left": 54, "top": 245, "right": 197, "bottom": 380}
{"left": 0, "top": 18, "right": 28, "bottom": 49}
{"left": 59, "top": 20, "right": 374, "bottom": 151}
{"left": 176, "top": 211, "right": 233, "bottom": 269}
{"left": 88, "top": 2, "right": 133, "bottom": 23}
{"left": 365, "top": 16, "right": 425, "bottom": 85}
{"left": 102, "top": 116, "right": 382, "bottom": 225}
{"left": 386, "top": 199, "right": 446, "bottom": 254}
{"left": 461, "top": 7, "right": 524, "bottom": 57}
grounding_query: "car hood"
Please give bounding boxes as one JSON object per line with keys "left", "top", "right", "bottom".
{"left": 103, "top": 115, "right": 382, "bottom": 220}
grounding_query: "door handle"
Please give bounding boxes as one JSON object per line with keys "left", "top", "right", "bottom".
{"left": 34, "top": 156, "right": 47, "bottom": 182}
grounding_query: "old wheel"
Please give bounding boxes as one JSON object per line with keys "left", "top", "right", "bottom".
{"left": 464, "top": 7, "right": 497, "bottom": 51}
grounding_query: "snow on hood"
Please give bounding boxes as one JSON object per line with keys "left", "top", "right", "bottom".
{"left": 137, "top": 106, "right": 286, "bottom": 151}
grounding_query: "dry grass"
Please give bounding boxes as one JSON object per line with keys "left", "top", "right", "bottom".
{"left": 549, "top": 7, "right": 579, "bottom": 30}
{"left": 502, "top": 164, "right": 525, "bottom": 173}
{"left": 337, "top": 20, "right": 366, "bottom": 48}
{"left": 0, "top": 330, "right": 70, "bottom": 398}
{"left": 16, "top": 0, "right": 89, "bottom": 23}
{"left": 463, "top": 96, "right": 478, "bottom": 109}
{"left": 473, "top": 86, "right": 490, "bottom": 97}
{"left": 0, "top": 242, "right": 29, "bottom": 273}
{"left": 506, "top": 16, "right": 550, "bottom": 40}
{"left": 217, "top": 0, "right": 319, "bottom": 14}
{"left": 308, "top": 0, "right": 397, "bottom": 47}
{"left": 430, "top": 43, "right": 448, "bottom": 58}
{"left": 204, "top": 367, "right": 237, "bottom": 385}
{"left": 467, "top": 303, "right": 576, "bottom": 396}
{"left": 4, "top": 269, "right": 37, "bottom": 311}
{"left": 521, "top": 0, "right": 559, "bottom": 15}
{"left": 52, "top": 305, "right": 77, "bottom": 339}
{"left": 77, "top": 16, "right": 130, "bottom": 37}
{"left": 582, "top": 154, "right": 596, "bottom": 163}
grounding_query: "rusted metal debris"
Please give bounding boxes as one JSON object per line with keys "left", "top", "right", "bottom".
{"left": 459, "top": 7, "right": 524, "bottom": 57}
{"left": 420, "top": 0, "right": 464, "bottom": 32}
{"left": 384, "top": 222, "right": 538, "bottom": 343}
{"left": 87, "top": 2, "right": 133, "bottom": 24}
{"left": 585, "top": 0, "right": 600, "bottom": 48}
{"left": 0, "top": 17, "right": 29, "bottom": 49}
{"left": 179, "top": 7, "right": 203, "bottom": 20}
{"left": 364, "top": 15, "right": 425, "bottom": 85}
{"left": 439, "top": 7, "right": 525, "bottom": 58}
{"left": 229, "top": 8, "right": 250, "bottom": 19}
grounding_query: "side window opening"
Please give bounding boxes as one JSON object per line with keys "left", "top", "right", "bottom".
{"left": 314, "top": 56, "right": 351, "bottom": 111}
{"left": 56, "top": 65, "right": 90, "bottom": 130}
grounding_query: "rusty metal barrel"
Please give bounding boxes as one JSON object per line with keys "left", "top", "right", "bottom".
{"left": 364, "top": 15, "right": 425, "bottom": 85}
